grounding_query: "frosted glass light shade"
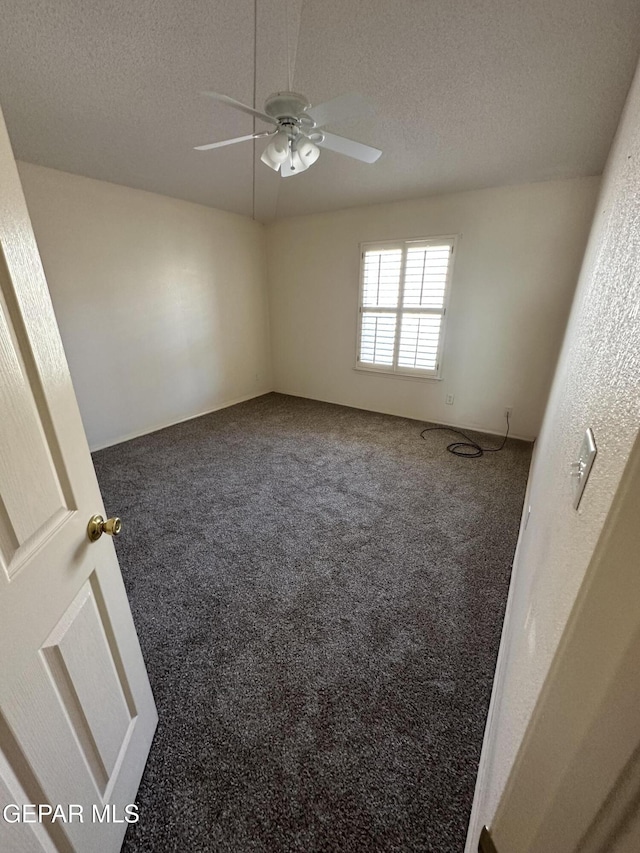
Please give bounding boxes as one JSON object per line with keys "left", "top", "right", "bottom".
{"left": 260, "top": 131, "right": 289, "bottom": 171}
{"left": 297, "top": 137, "right": 320, "bottom": 166}
{"left": 280, "top": 148, "right": 311, "bottom": 176}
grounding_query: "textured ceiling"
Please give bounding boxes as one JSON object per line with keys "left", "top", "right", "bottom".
{"left": 1, "top": 0, "right": 640, "bottom": 221}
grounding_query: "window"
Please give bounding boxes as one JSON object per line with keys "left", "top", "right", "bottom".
{"left": 356, "top": 237, "right": 455, "bottom": 378}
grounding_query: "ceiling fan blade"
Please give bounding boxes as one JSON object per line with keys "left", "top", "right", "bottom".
{"left": 317, "top": 131, "right": 382, "bottom": 164}
{"left": 305, "top": 93, "right": 373, "bottom": 128}
{"left": 201, "top": 92, "right": 278, "bottom": 125}
{"left": 194, "top": 131, "right": 273, "bottom": 151}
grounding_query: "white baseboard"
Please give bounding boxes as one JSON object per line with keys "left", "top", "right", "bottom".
{"left": 91, "top": 388, "right": 535, "bottom": 452}
{"left": 274, "top": 390, "right": 536, "bottom": 443}
{"left": 90, "top": 389, "right": 274, "bottom": 452}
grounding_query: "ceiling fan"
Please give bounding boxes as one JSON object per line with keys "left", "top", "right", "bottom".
{"left": 195, "top": 90, "right": 382, "bottom": 177}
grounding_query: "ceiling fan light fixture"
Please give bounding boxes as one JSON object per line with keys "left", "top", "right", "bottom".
{"left": 297, "top": 137, "right": 320, "bottom": 166}
{"left": 290, "top": 148, "right": 308, "bottom": 174}
{"left": 260, "top": 146, "right": 282, "bottom": 171}
{"left": 260, "top": 130, "right": 290, "bottom": 171}
{"left": 269, "top": 130, "right": 290, "bottom": 161}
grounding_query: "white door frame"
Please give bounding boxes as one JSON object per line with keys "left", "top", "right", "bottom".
{"left": 467, "top": 429, "right": 640, "bottom": 852}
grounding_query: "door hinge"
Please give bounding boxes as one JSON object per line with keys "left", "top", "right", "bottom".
{"left": 479, "top": 826, "right": 499, "bottom": 853}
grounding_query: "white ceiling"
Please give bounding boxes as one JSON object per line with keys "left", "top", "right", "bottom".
{"left": 1, "top": 0, "right": 640, "bottom": 222}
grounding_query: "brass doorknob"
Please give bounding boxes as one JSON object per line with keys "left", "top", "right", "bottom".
{"left": 87, "top": 514, "right": 122, "bottom": 542}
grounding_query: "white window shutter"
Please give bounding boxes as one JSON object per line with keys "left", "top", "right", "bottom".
{"left": 359, "top": 313, "right": 397, "bottom": 365}
{"left": 403, "top": 245, "right": 450, "bottom": 309}
{"left": 357, "top": 238, "right": 455, "bottom": 376}
{"left": 398, "top": 314, "right": 442, "bottom": 371}
{"left": 362, "top": 249, "right": 402, "bottom": 308}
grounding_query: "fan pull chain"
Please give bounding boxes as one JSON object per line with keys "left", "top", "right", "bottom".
{"left": 252, "top": 0, "right": 257, "bottom": 220}
{"left": 285, "top": 0, "right": 292, "bottom": 91}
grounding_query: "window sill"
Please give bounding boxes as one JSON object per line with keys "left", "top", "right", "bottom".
{"left": 353, "top": 366, "right": 442, "bottom": 382}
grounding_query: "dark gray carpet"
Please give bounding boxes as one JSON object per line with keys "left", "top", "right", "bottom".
{"left": 92, "top": 393, "right": 532, "bottom": 853}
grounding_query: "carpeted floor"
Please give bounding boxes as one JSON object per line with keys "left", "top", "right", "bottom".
{"left": 92, "top": 393, "right": 532, "bottom": 853}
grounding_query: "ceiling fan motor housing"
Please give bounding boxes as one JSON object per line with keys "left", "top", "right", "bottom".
{"left": 265, "top": 92, "right": 315, "bottom": 128}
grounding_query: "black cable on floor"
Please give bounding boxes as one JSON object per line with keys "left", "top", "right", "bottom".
{"left": 420, "top": 413, "right": 510, "bottom": 458}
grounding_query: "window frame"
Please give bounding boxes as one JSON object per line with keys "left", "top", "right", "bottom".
{"left": 355, "top": 235, "right": 457, "bottom": 380}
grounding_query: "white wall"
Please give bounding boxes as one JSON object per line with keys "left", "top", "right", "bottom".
{"left": 18, "top": 162, "right": 272, "bottom": 450}
{"left": 465, "top": 59, "right": 640, "bottom": 852}
{"left": 19, "top": 164, "right": 598, "bottom": 450}
{"left": 267, "top": 178, "right": 599, "bottom": 440}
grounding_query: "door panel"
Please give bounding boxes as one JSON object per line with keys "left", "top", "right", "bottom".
{"left": 41, "top": 579, "right": 134, "bottom": 791}
{"left": 0, "top": 768, "right": 59, "bottom": 853}
{"left": 0, "top": 283, "right": 75, "bottom": 578}
{"left": 0, "top": 102, "right": 157, "bottom": 852}
{"left": 0, "top": 295, "right": 69, "bottom": 533}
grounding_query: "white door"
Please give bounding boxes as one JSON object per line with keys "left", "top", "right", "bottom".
{"left": 0, "top": 107, "right": 157, "bottom": 852}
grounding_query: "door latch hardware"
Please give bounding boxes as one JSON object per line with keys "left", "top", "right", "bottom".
{"left": 87, "top": 514, "right": 122, "bottom": 542}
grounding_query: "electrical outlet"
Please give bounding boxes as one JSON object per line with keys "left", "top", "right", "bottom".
{"left": 445, "top": 394, "right": 455, "bottom": 405}
{"left": 504, "top": 407, "right": 513, "bottom": 419}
